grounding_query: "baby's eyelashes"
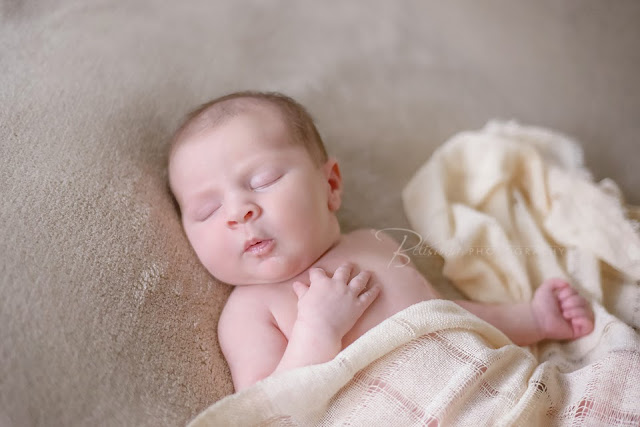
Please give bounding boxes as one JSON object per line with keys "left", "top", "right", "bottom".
{"left": 249, "top": 171, "right": 283, "bottom": 190}
{"left": 194, "top": 203, "right": 221, "bottom": 222}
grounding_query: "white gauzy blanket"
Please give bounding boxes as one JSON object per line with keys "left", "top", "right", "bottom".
{"left": 188, "top": 122, "right": 640, "bottom": 426}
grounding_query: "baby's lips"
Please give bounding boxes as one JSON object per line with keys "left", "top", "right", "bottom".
{"left": 244, "top": 238, "right": 262, "bottom": 251}
{"left": 244, "top": 238, "right": 275, "bottom": 256}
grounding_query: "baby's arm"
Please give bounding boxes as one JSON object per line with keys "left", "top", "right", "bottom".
{"left": 218, "top": 289, "right": 289, "bottom": 391}
{"left": 274, "top": 264, "right": 380, "bottom": 374}
{"left": 455, "top": 278, "right": 594, "bottom": 346}
{"left": 218, "top": 263, "right": 379, "bottom": 392}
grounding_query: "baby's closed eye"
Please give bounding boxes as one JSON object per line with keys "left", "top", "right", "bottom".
{"left": 194, "top": 202, "right": 221, "bottom": 221}
{"left": 250, "top": 170, "right": 283, "bottom": 190}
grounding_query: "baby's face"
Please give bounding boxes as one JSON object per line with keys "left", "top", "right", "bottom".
{"left": 169, "top": 107, "right": 341, "bottom": 285}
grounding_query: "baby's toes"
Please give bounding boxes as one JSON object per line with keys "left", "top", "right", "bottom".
{"left": 556, "top": 285, "right": 577, "bottom": 302}
{"left": 543, "top": 278, "right": 570, "bottom": 292}
{"left": 561, "top": 306, "right": 589, "bottom": 321}
{"left": 560, "top": 294, "right": 586, "bottom": 311}
{"left": 571, "top": 314, "right": 595, "bottom": 338}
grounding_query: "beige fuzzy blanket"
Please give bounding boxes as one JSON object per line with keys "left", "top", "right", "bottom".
{"left": 188, "top": 122, "right": 640, "bottom": 426}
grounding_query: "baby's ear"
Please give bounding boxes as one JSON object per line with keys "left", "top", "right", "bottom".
{"left": 323, "top": 158, "right": 342, "bottom": 212}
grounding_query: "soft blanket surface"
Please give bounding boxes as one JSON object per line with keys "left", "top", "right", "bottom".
{"left": 192, "top": 301, "right": 638, "bottom": 426}
{"left": 188, "top": 122, "right": 640, "bottom": 426}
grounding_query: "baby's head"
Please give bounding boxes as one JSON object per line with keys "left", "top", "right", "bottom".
{"left": 168, "top": 91, "right": 343, "bottom": 286}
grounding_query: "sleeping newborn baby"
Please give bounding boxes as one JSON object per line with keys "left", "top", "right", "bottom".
{"left": 167, "top": 91, "right": 594, "bottom": 392}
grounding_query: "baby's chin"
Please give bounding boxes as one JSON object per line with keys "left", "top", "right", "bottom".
{"left": 212, "top": 262, "right": 308, "bottom": 287}
{"left": 209, "top": 253, "right": 322, "bottom": 286}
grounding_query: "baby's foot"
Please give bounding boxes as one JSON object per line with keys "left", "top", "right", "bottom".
{"left": 531, "top": 278, "right": 594, "bottom": 341}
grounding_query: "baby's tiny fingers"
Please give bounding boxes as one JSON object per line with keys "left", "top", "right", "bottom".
{"left": 333, "top": 263, "right": 354, "bottom": 283}
{"left": 309, "top": 267, "right": 328, "bottom": 282}
{"left": 348, "top": 270, "right": 372, "bottom": 294}
{"left": 292, "top": 281, "right": 309, "bottom": 299}
{"left": 357, "top": 284, "right": 380, "bottom": 306}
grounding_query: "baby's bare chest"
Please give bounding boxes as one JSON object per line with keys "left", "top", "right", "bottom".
{"left": 268, "top": 230, "right": 439, "bottom": 348}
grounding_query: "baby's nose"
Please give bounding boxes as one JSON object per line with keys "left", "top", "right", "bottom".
{"left": 227, "top": 203, "right": 260, "bottom": 227}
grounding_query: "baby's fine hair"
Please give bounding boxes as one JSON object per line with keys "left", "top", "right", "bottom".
{"left": 169, "top": 90, "right": 328, "bottom": 166}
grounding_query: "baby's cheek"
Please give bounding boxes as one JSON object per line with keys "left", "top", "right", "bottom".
{"left": 291, "top": 185, "right": 326, "bottom": 216}
{"left": 191, "top": 228, "right": 224, "bottom": 268}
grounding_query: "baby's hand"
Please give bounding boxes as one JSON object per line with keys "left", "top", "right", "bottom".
{"left": 292, "top": 263, "right": 380, "bottom": 341}
{"left": 531, "top": 278, "right": 594, "bottom": 341}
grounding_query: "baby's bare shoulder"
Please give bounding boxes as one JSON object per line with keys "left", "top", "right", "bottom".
{"left": 218, "top": 285, "right": 277, "bottom": 331}
{"left": 222, "top": 284, "right": 275, "bottom": 312}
